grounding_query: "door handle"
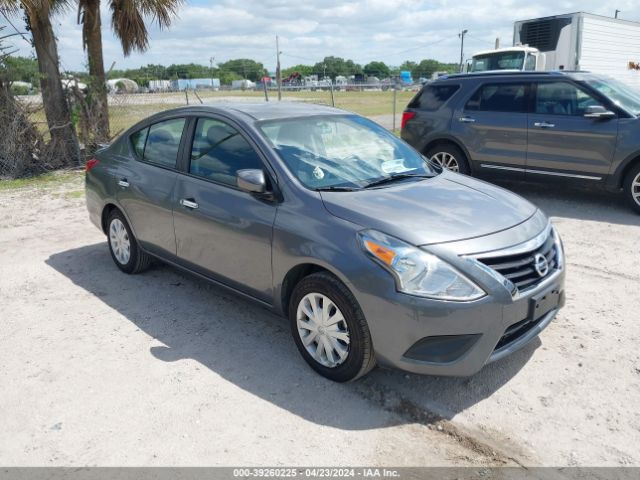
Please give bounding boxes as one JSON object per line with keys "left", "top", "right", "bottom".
{"left": 458, "top": 116, "right": 476, "bottom": 123}
{"left": 180, "top": 198, "right": 199, "bottom": 209}
{"left": 533, "top": 122, "right": 555, "bottom": 128}
{"left": 118, "top": 178, "right": 130, "bottom": 188}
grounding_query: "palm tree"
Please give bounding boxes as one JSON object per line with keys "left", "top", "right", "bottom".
{"left": 77, "top": 0, "right": 183, "bottom": 142}
{"left": 0, "top": 0, "right": 80, "bottom": 166}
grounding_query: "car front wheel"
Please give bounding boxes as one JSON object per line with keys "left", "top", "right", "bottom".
{"left": 624, "top": 163, "right": 640, "bottom": 214}
{"left": 107, "top": 210, "right": 152, "bottom": 274}
{"left": 289, "top": 272, "right": 376, "bottom": 382}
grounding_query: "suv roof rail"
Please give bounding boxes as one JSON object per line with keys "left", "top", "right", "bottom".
{"left": 436, "top": 70, "right": 592, "bottom": 81}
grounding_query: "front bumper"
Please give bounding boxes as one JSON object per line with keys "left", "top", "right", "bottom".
{"left": 353, "top": 267, "right": 565, "bottom": 377}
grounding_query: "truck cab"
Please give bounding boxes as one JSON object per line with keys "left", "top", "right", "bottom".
{"left": 470, "top": 46, "right": 546, "bottom": 72}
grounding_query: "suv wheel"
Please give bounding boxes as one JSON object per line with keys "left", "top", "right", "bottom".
{"left": 289, "top": 272, "right": 376, "bottom": 382}
{"left": 624, "top": 163, "right": 640, "bottom": 214}
{"left": 426, "top": 144, "right": 470, "bottom": 174}
{"left": 107, "top": 210, "right": 153, "bottom": 274}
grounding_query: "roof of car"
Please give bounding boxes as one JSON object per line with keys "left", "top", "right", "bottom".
{"left": 433, "top": 70, "right": 591, "bottom": 82}
{"left": 165, "top": 102, "right": 347, "bottom": 121}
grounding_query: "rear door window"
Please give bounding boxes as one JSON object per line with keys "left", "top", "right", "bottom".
{"left": 409, "top": 84, "right": 460, "bottom": 110}
{"left": 130, "top": 128, "right": 148, "bottom": 160}
{"left": 465, "top": 83, "right": 529, "bottom": 113}
{"left": 130, "top": 117, "right": 186, "bottom": 168}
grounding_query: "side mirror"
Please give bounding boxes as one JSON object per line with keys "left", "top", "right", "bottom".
{"left": 237, "top": 169, "right": 267, "bottom": 194}
{"left": 584, "top": 105, "right": 616, "bottom": 119}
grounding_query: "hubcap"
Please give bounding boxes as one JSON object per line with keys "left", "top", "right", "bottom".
{"left": 296, "top": 293, "right": 350, "bottom": 368}
{"left": 109, "top": 218, "right": 131, "bottom": 265}
{"left": 632, "top": 173, "right": 640, "bottom": 207}
{"left": 430, "top": 152, "right": 459, "bottom": 172}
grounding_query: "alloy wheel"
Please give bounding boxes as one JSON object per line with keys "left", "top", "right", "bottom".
{"left": 296, "top": 292, "right": 350, "bottom": 368}
{"left": 430, "top": 152, "right": 460, "bottom": 172}
{"left": 633, "top": 172, "right": 640, "bottom": 207}
{"left": 109, "top": 218, "right": 131, "bottom": 265}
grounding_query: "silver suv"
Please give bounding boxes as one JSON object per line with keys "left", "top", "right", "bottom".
{"left": 401, "top": 71, "right": 640, "bottom": 213}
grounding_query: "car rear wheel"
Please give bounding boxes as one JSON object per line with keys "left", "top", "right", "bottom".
{"left": 624, "top": 164, "right": 640, "bottom": 214}
{"left": 289, "top": 272, "right": 376, "bottom": 382}
{"left": 426, "top": 144, "right": 470, "bottom": 175}
{"left": 107, "top": 210, "right": 152, "bottom": 274}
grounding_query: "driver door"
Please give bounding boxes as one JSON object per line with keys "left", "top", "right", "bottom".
{"left": 172, "top": 116, "right": 277, "bottom": 302}
{"left": 526, "top": 81, "right": 619, "bottom": 178}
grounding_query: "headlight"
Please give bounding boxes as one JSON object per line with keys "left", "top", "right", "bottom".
{"left": 552, "top": 225, "right": 564, "bottom": 270}
{"left": 358, "top": 229, "right": 485, "bottom": 301}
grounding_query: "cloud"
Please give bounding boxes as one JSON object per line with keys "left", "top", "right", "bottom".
{"left": 2, "top": 0, "right": 639, "bottom": 71}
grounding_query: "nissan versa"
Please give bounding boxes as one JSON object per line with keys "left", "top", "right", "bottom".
{"left": 86, "top": 103, "right": 565, "bottom": 382}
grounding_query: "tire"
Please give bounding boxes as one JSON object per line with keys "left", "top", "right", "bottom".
{"left": 106, "top": 210, "right": 153, "bottom": 274}
{"left": 623, "top": 163, "right": 640, "bottom": 214}
{"left": 289, "top": 272, "right": 376, "bottom": 382}
{"left": 426, "top": 143, "right": 470, "bottom": 175}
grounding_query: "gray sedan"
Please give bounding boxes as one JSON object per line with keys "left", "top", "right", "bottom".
{"left": 86, "top": 103, "right": 565, "bottom": 382}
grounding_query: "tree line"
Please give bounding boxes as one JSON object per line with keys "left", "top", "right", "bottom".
{"left": 4, "top": 55, "right": 458, "bottom": 90}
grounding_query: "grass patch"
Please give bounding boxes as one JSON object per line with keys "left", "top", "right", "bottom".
{"left": 0, "top": 170, "right": 83, "bottom": 191}
{"left": 64, "top": 190, "right": 85, "bottom": 199}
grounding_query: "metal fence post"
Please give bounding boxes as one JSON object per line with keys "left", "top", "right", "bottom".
{"left": 329, "top": 82, "right": 335, "bottom": 107}
{"left": 392, "top": 87, "right": 397, "bottom": 132}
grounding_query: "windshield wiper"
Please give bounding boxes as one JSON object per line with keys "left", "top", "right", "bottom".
{"left": 314, "top": 186, "right": 359, "bottom": 192}
{"left": 362, "top": 173, "right": 433, "bottom": 189}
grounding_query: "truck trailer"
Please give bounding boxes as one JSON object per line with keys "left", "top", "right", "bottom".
{"left": 469, "top": 12, "right": 640, "bottom": 88}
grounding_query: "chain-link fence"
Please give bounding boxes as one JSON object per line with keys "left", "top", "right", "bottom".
{"left": 6, "top": 85, "right": 416, "bottom": 177}
{"left": 106, "top": 86, "right": 417, "bottom": 137}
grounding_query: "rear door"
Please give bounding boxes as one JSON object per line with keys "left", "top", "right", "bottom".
{"left": 172, "top": 116, "right": 277, "bottom": 302}
{"left": 451, "top": 81, "right": 530, "bottom": 178}
{"left": 116, "top": 117, "right": 187, "bottom": 257}
{"left": 526, "top": 80, "right": 618, "bottom": 179}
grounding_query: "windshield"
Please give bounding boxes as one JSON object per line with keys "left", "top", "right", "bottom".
{"left": 258, "top": 115, "right": 434, "bottom": 190}
{"left": 581, "top": 77, "right": 640, "bottom": 115}
{"left": 471, "top": 52, "right": 525, "bottom": 72}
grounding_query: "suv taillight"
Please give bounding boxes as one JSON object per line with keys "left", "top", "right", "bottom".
{"left": 85, "top": 158, "right": 99, "bottom": 172}
{"left": 401, "top": 111, "right": 416, "bottom": 130}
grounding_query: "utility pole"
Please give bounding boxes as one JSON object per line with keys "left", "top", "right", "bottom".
{"left": 276, "top": 35, "right": 282, "bottom": 101}
{"left": 459, "top": 29, "right": 468, "bottom": 72}
{"left": 209, "top": 56, "right": 215, "bottom": 89}
{"left": 615, "top": 9, "right": 621, "bottom": 18}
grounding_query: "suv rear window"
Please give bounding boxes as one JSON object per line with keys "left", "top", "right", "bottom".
{"left": 409, "top": 84, "right": 459, "bottom": 111}
{"left": 465, "top": 83, "right": 528, "bottom": 113}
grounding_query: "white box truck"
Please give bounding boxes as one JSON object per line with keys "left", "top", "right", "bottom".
{"left": 469, "top": 12, "right": 640, "bottom": 88}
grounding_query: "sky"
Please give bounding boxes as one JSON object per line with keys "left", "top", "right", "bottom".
{"left": 2, "top": 0, "right": 640, "bottom": 73}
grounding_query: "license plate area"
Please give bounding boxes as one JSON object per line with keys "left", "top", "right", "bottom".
{"left": 529, "top": 287, "right": 561, "bottom": 320}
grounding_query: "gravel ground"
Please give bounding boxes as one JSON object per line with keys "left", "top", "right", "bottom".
{"left": 0, "top": 171, "right": 638, "bottom": 467}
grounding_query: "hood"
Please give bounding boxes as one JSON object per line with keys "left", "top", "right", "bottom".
{"left": 320, "top": 172, "right": 537, "bottom": 246}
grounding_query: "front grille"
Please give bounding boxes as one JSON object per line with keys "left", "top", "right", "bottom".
{"left": 476, "top": 231, "right": 558, "bottom": 292}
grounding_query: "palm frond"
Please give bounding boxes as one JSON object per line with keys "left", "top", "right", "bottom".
{"left": 108, "top": 0, "right": 182, "bottom": 55}
{"left": 134, "top": 0, "right": 183, "bottom": 30}
{"left": 110, "top": 0, "right": 148, "bottom": 56}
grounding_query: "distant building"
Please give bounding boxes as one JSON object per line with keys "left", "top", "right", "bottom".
{"left": 171, "top": 78, "right": 220, "bottom": 90}
{"left": 148, "top": 79, "right": 171, "bottom": 92}
{"left": 107, "top": 78, "right": 139, "bottom": 93}
{"left": 61, "top": 78, "right": 88, "bottom": 92}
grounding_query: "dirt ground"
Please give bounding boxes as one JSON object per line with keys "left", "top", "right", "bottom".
{"left": 0, "top": 170, "right": 638, "bottom": 467}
